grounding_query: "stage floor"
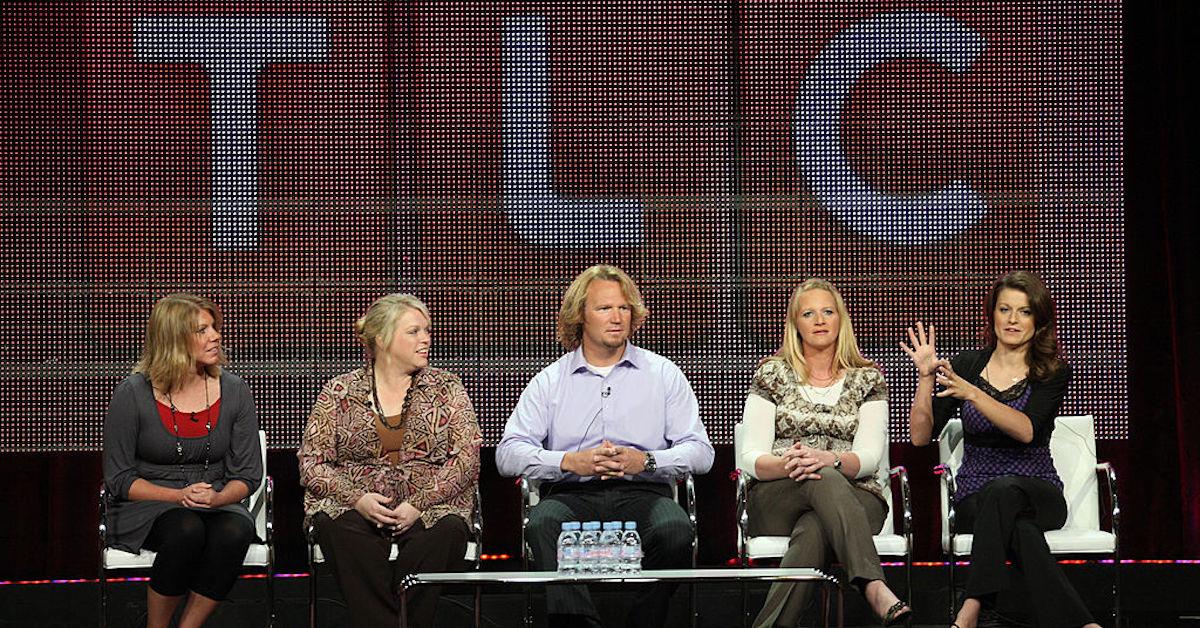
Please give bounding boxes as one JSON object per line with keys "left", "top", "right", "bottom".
{"left": 2, "top": 563, "right": 1195, "bottom": 627}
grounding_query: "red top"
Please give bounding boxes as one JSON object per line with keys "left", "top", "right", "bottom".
{"left": 156, "top": 398, "right": 221, "bottom": 437}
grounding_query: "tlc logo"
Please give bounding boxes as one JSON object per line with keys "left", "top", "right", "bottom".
{"left": 132, "top": 10, "right": 989, "bottom": 249}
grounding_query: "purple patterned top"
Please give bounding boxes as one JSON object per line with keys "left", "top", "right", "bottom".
{"left": 955, "top": 379, "right": 1063, "bottom": 502}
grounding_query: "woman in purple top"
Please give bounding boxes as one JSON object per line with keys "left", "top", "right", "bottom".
{"left": 902, "top": 272, "right": 1099, "bottom": 628}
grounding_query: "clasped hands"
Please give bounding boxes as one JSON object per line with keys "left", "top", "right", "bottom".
{"left": 354, "top": 493, "right": 423, "bottom": 536}
{"left": 563, "top": 439, "right": 646, "bottom": 479}
{"left": 179, "top": 482, "right": 221, "bottom": 508}
{"left": 781, "top": 444, "right": 836, "bottom": 482}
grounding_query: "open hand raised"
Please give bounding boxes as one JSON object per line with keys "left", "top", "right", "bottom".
{"left": 900, "top": 321, "right": 939, "bottom": 376}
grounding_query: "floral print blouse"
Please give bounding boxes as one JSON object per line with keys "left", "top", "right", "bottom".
{"left": 299, "top": 366, "right": 481, "bottom": 529}
{"left": 748, "top": 359, "right": 889, "bottom": 502}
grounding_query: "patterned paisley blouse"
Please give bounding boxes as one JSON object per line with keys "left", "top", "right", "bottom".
{"left": 748, "top": 359, "right": 889, "bottom": 502}
{"left": 298, "top": 366, "right": 482, "bottom": 529}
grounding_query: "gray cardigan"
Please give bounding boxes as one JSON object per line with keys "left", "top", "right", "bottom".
{"left": 102, "top": 371, "right": 262, "bottom": 552}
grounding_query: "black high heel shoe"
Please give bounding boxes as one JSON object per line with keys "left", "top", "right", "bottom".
{"left": 880, "top": 600, "right": 912, "bottom": 626}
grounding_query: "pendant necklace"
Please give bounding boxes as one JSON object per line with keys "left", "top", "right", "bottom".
{"left": 166, "top": 376, "right": 212, "bottom": 476}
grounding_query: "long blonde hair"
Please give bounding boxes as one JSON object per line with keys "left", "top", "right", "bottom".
{"left": 771, "top": 278, "right": 873, "bottom": 383}
{"left": 134, "top": 293, "right": 225, "bottom": 392}
{"left": 556, "top": 265, "right": 649, "bottom": 351}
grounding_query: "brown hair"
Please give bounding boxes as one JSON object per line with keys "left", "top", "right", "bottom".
{"left": 355, "top": 294, "right": 431, "bottom": 359}
{"left": 556, "top": 265, "right": 649, "bottom": 351}
{"left": 769, "top": 278, "right": 874, "bottom": 382}
{"left": 134, "top": 293, "right": 225, "bottom": 392}
{"left": 983, "top": 271, "right": 1063, "bottom": 380}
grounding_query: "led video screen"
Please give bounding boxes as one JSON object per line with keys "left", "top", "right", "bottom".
{"left": 0, "top": 1, "right": 1123, "bottom": 451}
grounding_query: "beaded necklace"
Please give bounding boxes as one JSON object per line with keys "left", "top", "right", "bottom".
{"left": 164, "top": 376, "right": 212, "bottom": 476}
{"left": 371, "top": 365, "right": 413, "bottom": 431}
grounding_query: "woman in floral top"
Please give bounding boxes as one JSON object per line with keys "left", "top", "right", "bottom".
{"left": 299, "top": 294, "right": 481, "bottom": 628}
{"left": 737, "top": 279, "right": 910, "bottom": 627}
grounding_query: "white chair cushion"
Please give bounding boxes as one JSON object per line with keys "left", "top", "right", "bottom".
{"left": 745, "top": 534, "right": 908, "bottom": 560}
{"left": 873, "top": 534, "right": 909, "bottom": 556}
{"left": 103, "top": 548, "right": 157, "bottom": 570}
{"left": 745, "top": 536, "right": 788, "bottom": 559}
{"left": 1044, "top": 529, "right": 1117, "bottom": 554}
{"left": 311, "top": 541, "right": 479, "bottom": 564}
{"left": 243, "top": 543, "right": 272, "bottom": 567}
{"left": 944, "top": 529, "right": 1116, "bottom": 555}
{"left": 104, "top": 543, "right": 272, "bottom": 570}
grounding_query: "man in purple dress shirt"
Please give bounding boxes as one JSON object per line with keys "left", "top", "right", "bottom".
{"left": 497, "top": 265, "right": 714, "bottom": 628}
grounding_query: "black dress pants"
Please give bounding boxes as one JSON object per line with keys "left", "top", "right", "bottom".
{"left": 142, "top": 507, "right": 256, "bottom": 601}
{"left": 313, "top": 510, "right": 469, "bottom": 628}
{"left": 957, "top": 475, "right": 1095, "bottom": 627}
{"left": 525, "top": 480, "right": 693, "bottom": 628}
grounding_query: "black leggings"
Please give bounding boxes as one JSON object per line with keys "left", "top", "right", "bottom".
{"left": 142, "top": 508, "right": 256, "bottom": 600}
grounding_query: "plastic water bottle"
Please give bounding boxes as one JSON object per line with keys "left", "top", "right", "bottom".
{"left": 578, "top": 521, "right": 602, "bottom": 574}
{"left": 620, "top": 521, "right": 643, "bottom": 574}
{"left": 556, "top": 521, "right": 582, "bottom": 575}
{"left": 599, "top": 521, "right": 624, "bottom": 574}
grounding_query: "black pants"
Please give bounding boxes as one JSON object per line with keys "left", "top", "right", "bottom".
{"left": 313, "top": 510, "right": 469, "bottom": 628}
{"left": 526, "top": 480, "right": 693, "bottom": 628}
{"left": 142, "top": 508, "right": 255, "bottom": 600}
{"left": 957, "top": 476, "right": 1095, "bottom": 627}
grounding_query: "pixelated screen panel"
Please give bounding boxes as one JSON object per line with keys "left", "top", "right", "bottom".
{"left": 0, "top": 1, "right": 1123, "bottom": 451}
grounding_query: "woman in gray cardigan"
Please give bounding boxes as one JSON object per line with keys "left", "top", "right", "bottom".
{"left": 103, "top": 294, "right": 262, "bottom": 628}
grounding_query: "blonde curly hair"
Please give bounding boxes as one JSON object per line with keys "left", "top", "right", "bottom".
{"left": 556, "top": 265, "right": 649, "bottom": 351}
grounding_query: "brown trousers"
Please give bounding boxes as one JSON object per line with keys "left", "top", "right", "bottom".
{"left": 747, "top": 467, "right": 887, "bottom": 628}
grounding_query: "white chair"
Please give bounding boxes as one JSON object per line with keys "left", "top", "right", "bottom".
{"left": 936, "top": 415, "right": 1120, "bottom": 625}
{"left": 733, "top": 422, "right": 912, "bottom": 626}
{"left": 519, "top": 474, "right": 698, "bottom": 627}
{"left": 99, "top": 430, "right": 274, "bottom": 627}
{"left": 305, "top": 484, "right": 483, "bottom": 628}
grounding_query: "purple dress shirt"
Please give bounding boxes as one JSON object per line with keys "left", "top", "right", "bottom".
{"left": 496, "top": 342, "right": 714, "bottom": 483}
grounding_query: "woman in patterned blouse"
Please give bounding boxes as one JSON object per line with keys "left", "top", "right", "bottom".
{"left": 299, "top": 294, "right": 482, "bottom": 628}
{"left": 737, "top": 279, "right": 910, "bottom": 627}
{"left": 903, "top": 271, "right": 1099, "bottom": 628}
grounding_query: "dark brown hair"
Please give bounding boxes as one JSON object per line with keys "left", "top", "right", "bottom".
{"left": 983, "top": 271, "right": 1062, "bottom": 380}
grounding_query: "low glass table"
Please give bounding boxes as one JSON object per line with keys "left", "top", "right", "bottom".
{"left": 399, "top": 567, "right": 842, "bottom": 628}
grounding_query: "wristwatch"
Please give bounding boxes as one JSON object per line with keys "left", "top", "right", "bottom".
{"left": 832, "top": 452, "right": 843, "bottom": 471}
{"left": 643, "top": 451, "right": 657, "bottom": 473}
